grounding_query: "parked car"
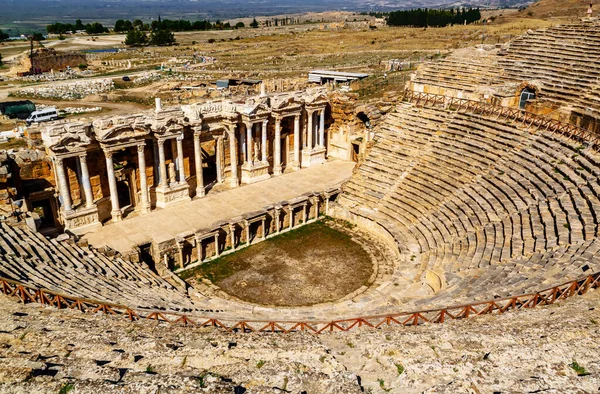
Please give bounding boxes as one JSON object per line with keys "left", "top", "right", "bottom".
{"left": 122, "top": 76, "right": 131, "bottom": 82}
{"left": 26, "top": 107, "right": 59, "bottom": 125}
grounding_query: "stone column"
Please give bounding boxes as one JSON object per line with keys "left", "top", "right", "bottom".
{"left": 245, "top": 122, "right": 253, "bottom": 166}
{"left": 289, "top": 207, "right": 294, "bottom": 229}
{"left": 307, "top": 110, "right": 314, "bottom": 151}
{"left": 246, "top": 220, "right": 251, "bottom": 244}
{"left": 176, "top": 135, "right": 186, "bottom": 185}
{"left": 240, "top": 129, "right": 246, "bottom": 164}
{"left": 152, "top": 141, "right": 159, "bottom": 186}
{"left": 137, "top": 144, "right": 150, "bottom": 213}
{"left": 273, "top": 118, "right": 282, "bottom": 175}
{"left": 319, "top": 109, "right": 325, "bottom": 147}
{"left": 325, "top": 193, "right": 330, "bottom": 216}
{"left": 104, "top": 151, "right": 122, "bottom": 222}
{"left": 193, "top": 133, "right": 205, "bottom": 197}
{"left": 302, "top": 203, "right": 307, "bottom": 224}
{"left": 158, "top": 139, "right": 168, "bottom": 188}
{"left": 55, "top": 158, "right": 72, "bottom": 212}
{"left": 293, "top": 115, "right": 300, "bottom": 170}
{"left": 176, "top": 241, "right": 184, "bottom": 269}
{"left": 229, "top": 224, "right": 236, "bottom": 251}
{"left": 214, "top": 233, "right": 220, "bottom": 257}
{"left": 195, "top": 235, "right": 203, "bottom": 262}
{"left": 274, "top": 208, "right": 281, "bottom": 233}
{"left": 261, "top": 120, "right": 268, "bottom": 162}
{"left": 78, "top": 155, "right": 94, "bottom": 209}
{"left": 216, "top": 136, "right": 224, "bottom": 183}
{"left": 228, "top": 125, "right": 239, "bottom": 187}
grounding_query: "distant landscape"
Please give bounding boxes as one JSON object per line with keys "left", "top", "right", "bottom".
{"left": 0, "top": 0, "right": 534, "bottom": 35}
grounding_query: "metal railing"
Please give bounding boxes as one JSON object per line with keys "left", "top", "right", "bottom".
{"left": 403, "top": 90, "right": 600, "bottom": 150}
{"left": 2, "top": 271, "right": 599, "bottom": 333}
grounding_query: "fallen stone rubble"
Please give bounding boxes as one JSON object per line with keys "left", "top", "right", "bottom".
{"left": 15, "top": 79, "right": 114, "bottom": 100}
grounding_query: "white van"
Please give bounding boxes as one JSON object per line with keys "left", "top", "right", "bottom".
{"left": 26, "top": 107, "right": 59, "bottom": 125}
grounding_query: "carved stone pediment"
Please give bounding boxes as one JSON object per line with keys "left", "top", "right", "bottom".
{"left": 154, "top": 116, "right": 186, "bottom": 137}
{"left": 93, "top": 114, "right": 153, "bottom": 144}
{"left": 182, "top": 101, "right": 238, "bottom": 121}
{"left": 304, "top": 92, "right": 329, "bottom": 107}
{"left": 272, "top": 96, "right": 303, "bottom": 112}
{"left": 241, "top": 101, "right": 270, "bottom": 117}
{"left": 42, "top": 122, "right": 93, "bottom": 155}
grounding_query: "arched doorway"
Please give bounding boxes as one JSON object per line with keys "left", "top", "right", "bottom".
{"left": 519, "top": 87, "right": 536, "bottom": 109}
{"left": 357, "top": 112, "right": 371, "bottom": 128}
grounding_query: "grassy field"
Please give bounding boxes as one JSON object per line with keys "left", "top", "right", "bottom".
{"left": 180, "top": 220, "right": 374, "bottom": 307}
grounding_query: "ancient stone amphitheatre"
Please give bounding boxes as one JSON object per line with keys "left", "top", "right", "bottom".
{"left": 1, "top": 3, "right": 600, "bottom": 393}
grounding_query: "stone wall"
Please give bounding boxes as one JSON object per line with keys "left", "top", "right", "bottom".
{"left": 19, "top": 48, "right": 87, "bottom": 73}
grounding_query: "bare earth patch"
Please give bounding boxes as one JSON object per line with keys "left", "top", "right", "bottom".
{"left": 182, "top": 220, "right": 374, "bottom": 307}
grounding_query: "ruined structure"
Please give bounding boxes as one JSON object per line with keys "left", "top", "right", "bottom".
{"left": 17, "top": 48, "right": 87, "bottom": 74}
{"left": 408, "top": 19, "right": 600, "bottom": 132}
{"left": 39, "top": 89, "right": 334, "bottom": 236}
{"left": 2, "top": 18, "right": 600, "bottom": 393}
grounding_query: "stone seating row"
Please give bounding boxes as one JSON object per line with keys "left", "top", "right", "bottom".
{"left": 0, "top": 222, "right": 197, "bottom": 312}
{"left": 339, "top": 103, "right": 600, "bottom": 309}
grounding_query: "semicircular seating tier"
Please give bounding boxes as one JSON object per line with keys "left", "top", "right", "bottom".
{"left": 337, "top": 102, "right": 600, "bottom": 308}
{"left": 3, "top": 103, "right": 600, "bottom": 320}
{"left": 409, "top": 20, "right": 600, "bottom": 118}
{"left": 0, "top": 222, "right": 198, "bottom": 312}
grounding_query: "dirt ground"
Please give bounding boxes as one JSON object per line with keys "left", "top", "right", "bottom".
{"left": 183, "top": 220, "right": 374, "bottom": 307}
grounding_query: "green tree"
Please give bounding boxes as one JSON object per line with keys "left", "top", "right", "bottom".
{"left": 0, "top": 53, "right": 3, "bottom": 67}
{"left": 114, "top": 19, "right": 126, "bottom": 32}
{"left": 149, "top": 29, "right": 176, "bottom": 46}
{"left": 133, "top": 19, "right": 144, "bottom": 30}
{"left": 235, "top": 21, "right": 245, "bottom": 28}
{"left": 0, "top": 29, "right": 9, "bottom": 41}
{"left": 85, "top": 22, "right": 107, "bottom": 35}
{"left": 124, "top": 29, "right": 148, "bottom": 46}
{"left": 250, "top": 18, "right": 259, "bottom": 28}
{"left": 31, "top": 32, "right": 45, "bottom": 42}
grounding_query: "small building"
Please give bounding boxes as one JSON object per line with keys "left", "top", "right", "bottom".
{"left": 308, "top": 70, "right": 369, "bottom": 85}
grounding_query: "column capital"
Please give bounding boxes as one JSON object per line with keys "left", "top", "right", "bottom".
{"left": 137, "top": 144, "right": 145, "bottom": 153}
{"left": 193, "top": 132, "right": 201, "bottom": 141}
{"left": 78, "top": 153, "right": 87, "bottom": 162}
{"left": 103, "top": 149, "right": 113, "bottom": 158}
{"left": 176, "top": 134, "right": 184, "bottom": 142}
{"left": 157, "top": 139, "right": 166, "bottom": 147}
{"left": 55, "top": 156, "right": 64, "bottom": 166}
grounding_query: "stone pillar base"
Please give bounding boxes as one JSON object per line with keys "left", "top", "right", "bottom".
{"left": 155, "top": 183, "right": 191, "bottom": 209}
{"left": 64, "top": 206, "right": 102, "bottom": 235}
{"left": 139, "top": 202, "right": 151, "bottom": 214}
{"left": 301, "top": 147, "right": 326, "bottom": 168}
{"left": 241, "top": 162, "right": 271, "bottom": 184}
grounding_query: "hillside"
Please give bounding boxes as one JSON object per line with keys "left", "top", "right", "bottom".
{"left": 523, "top": 0, "right": 591, "bottom": 19}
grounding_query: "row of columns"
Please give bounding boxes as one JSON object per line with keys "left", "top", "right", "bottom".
{"left": 55, "top": 109, "right": 327, "bottom": 222}
{"left": 55, "top": 155, "right": 95, "bottom": 214}
{"left": 305, "top": 109, "right": 326, "bottom": 151}
{"left": 157, "top": 137, "right": 187, "bottom": 188}
{"left": 104, "top": 144, "right": 151, "bottom": 222}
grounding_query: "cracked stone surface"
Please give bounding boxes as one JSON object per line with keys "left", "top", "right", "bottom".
{"left": 0, "top": 288, "right": 599, "bottom": 393}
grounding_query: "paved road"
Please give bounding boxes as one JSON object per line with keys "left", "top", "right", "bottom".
{"left": 84, "top": 160, "right": 355, "bottom": 254}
